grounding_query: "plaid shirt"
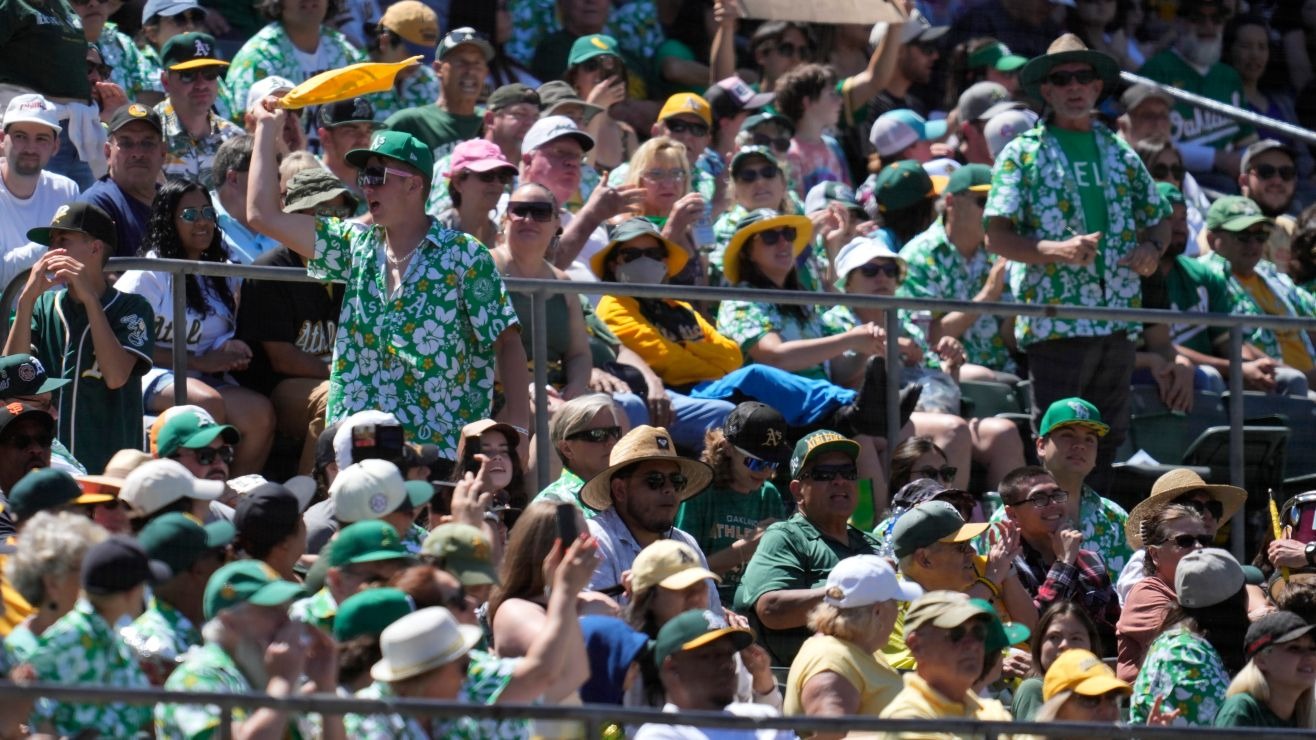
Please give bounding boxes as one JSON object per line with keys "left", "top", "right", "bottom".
{"left": 1013, "top": 540, "right": 1120, "bottom": 632}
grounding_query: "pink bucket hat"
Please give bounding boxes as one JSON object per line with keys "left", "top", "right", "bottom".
{"left": 446, "top": 139, "right": 516, "bottom": 177}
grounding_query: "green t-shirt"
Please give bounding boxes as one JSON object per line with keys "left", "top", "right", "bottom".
{"left": 1137, "top": 50, "right": 1254, "bottom": 149}
{"left": 1011, "top": 676, "right": 1044, "bottom": 722}
{"left": 1214, "top": 692, "right": 1295, "bottom": 728}
{"left": 674, "top": 481, "right": 788, "bottom": 605}
{"left": 1049, "top": 126, "right": 1111, "bottom": 240}
{"left": 1165, "top": 254, "right": 1233, "bottom": 355}
{"left": 383, "top": 106, "right": 483, "bottom": 162}
{"left": 0, "top": 0, "right": 90, "bottom": 100}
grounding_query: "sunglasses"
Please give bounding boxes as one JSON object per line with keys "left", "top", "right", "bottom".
{"left": 734, "top": 164, "right": 780, "bottom": 183}
{"left": 855, "top": 262, "right": 901, "bottom": 279}
{"left": 508, "top": 201, "right": 555, "bottom": 222}
{"left": 462, "top": 170, "right": 514, "bottom": 185}
{"left": 947, "top": 621, "right": 988, "bottom": 644}
{"left": 4, "top": 432, "right": 53, "bottom": 449}
{"left": 802, "top": 464, "right": 858, "bottom": 482}
{"left": 642, "top": 168, "right": 688, "bottom": 183}
{"left": 617, "top": 246, "right": 667, "bottom": 263}
{"left": 567, "top": 426, "right": 622, "bottom": 443}
{"left": 633, "top": 471, "right": 689, "bottom": 492}
{"left": 1251, "top": 163, "right": 1297, "bottom": 182}
{"left": 86, "top": 61, "right": 112, "bottom": 78}
{"left": 755, "top": 227, "right": 797, "bottom": 247}
{"left": 751, "top": 133, "right": 792, "bottom": 152}
{"left": 733, "top": 445, "right": 779, "bottom": 473}
{"left": 178, "top": 206, "right": 217, "bottom": 223}
{"left": 1013, "top": 490, "right": 1069, "bottom": 508}
{"left": 314, "top": 206, "right": 352, "bottom": 218}
{"left": 579, "top": 56, "right": 622, "bottom": 75}
{"left": 772, "top": 41, "right": 809, "bottom": 59}
{"left": 665, "top": 119, "right": 709, "bottom": 137}
{"left": 913, "top": 464, "right": 957, "bottom": 482}
{"left": 1045, "top": 69, "right": 1097, "bottom": 87}
{"left": 356, "top": 166, "right": 416, "bottom": 189}
{"left": 1235, "top": 229, "right": 1271, "bottom": 245}
{"left": 179, "top": 444, "right": 236, "bottom": 466}
{"left": 174, "top": 68, "right": 223, "bottom": 84}
{"left": 1168, "top": 533, "right": 1214, "bottom": 549}
{"left": 1151, "top": 162, "right": 1185, "bottom": 180}
{"left": 1175, "top": 496, "right": 1224, "bottom": 520}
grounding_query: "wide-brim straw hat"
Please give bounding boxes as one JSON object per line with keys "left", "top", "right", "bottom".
{"left": 579, "top": 425, "right": 712, "bottom": 511}
{"left": 1125, "top": 468, "right": 1246, "bottom": 549}
{"left": 1019, "top": 33, "right": 1120, "bottom": 101}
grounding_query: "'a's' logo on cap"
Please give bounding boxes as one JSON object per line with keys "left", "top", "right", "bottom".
{"left": 764, "top": 428, "right": 784, "bottom": 448}
{"left": 371, "top": 134, "right": 387, "bottom": 149}
{"left": 194, "top": 38, "right": 210, "bottom": 57}
{"left": 1068, "top": 401, "right": 1090, "bottom": 419}
{"left": 53, "top": 205, "right": 70, "bottom": 223}
{"left": 128, "top": 104, "right": 150, "bottom": 117}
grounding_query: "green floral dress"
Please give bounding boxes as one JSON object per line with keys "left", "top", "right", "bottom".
{"left": 1130, "top": 625, "right": 1229, "bottom": 726}
{"left": 978, "top": 484, "right": 1131, "bottom": 577}
{"left": 121, "top": 597, "right": 202, "bottom": 665}
{"left": 984, "top": 120, "right": 1170, "bottom": 348}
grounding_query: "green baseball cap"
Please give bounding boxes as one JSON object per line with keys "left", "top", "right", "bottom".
{"left": 421, "top": 523, "right": 499, "bottom": 586}
{"left": 1156, "top": 181, "right": 1185, "bottom": 207}
{"left": 1038, "top": 397, "right": 1110, "bottom": 437}
{"left": 0, "top": 353, "right": 69, "bottom": 395}
{"left": 345, "top": 130, "right": 434, "bottom": 179}
{"left": 155, "top": 408, "right": 239, "bottom": 458}
{"left": 332, "top": 587, "right": 415, "bottom": 642}
{"left": 789, "top": 429, "right": 860, "bottom": 480}
{"left": 203, "top": 560, "right": 304, "bottom": 620}
{"left": 967, "top": 41, "right": 1028, "bottom": 73}
{"left": 137, "top": 512, "right": 235, "bottom": 575}
{"left": 568, "top": 34, "right": 620, "bottom": 68}
{"left": 973, "top": 597, "right": 1030, "bottom": 653}
{"left": 891, "top": 500, "right": 989, "bottom": 559}
{"left": 1206, "top": 195, "right": 1273, "bottom": 233}
{"left": 945, "top": 163, "right": 992, "bottom": 195}
{"left": 652, "top": 608, "right": 754, "bottom": 668}
{"left": 8, "top": 468, "right": 81, "bottom": 521}
{"left": 329, "top": 520, "right": 411, "bottom": 567}
{"left": 873, "top": 160, "right": 936, "bottom": 212}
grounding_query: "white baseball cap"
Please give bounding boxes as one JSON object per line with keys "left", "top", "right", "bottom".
{"left": 330, "top": 458, "right": 408, "bottom": 523}
{"left": 523, "top": 115, "right": 595, "bottom": 155}
{"left": 823, "top": 554, "right": 924, "bottom": 608}
{"left": 120, "top": 458, "right": 225, "bottom": 517}
{"left": 3, "top": 94, "right": 61, "bottom": 134}
{"left": 245, "top": 75, "right": 296, "bottom": 113}
{"left": 332, "top": 409, "right": 403, "bottom": 470}
{"left": 834, "top": 231, "right": 906, "bottom": 286}
{"left": 985, "top": 108, "right": 1039, "bottom": 160}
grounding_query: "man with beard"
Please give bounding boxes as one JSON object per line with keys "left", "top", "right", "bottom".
{"left": 1238, "top": 139, "right": 1299, "bottom": 218}
{"left": 1137, "top": 0, "right": 1257, "bottom": 187}
{"left": 385, "top": 28, "right": 492, "bottom": 161}
{"left": 0, "top": 95, "right": 79, "bottom": 287}
{"left": 79, "top": 104, "right": 166, "bottom": 257}
{"left": 862, "top": 11, "right": 947, "bottom": 127}
{"left": 154, "top": 32, "right": 242, "bottom": 189}
{"left": 157, "top": 560, "right": 344, "bottom": 739}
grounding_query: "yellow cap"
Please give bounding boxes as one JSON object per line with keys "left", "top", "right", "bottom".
{"left": 1042, "top": 648, "right": 1131, "bottom": 701}
{"left": 379, "top": 0, "right": 439, "bottom": 47}
{"left": 658, "top": 93, "right": 712, "bottom": 127}
{"left": 630, "top": 540, "right": 720, "bottom": 596}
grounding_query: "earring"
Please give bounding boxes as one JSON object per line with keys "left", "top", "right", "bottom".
{"left": 47, "top": 601, "right": 58, "bottom": 611}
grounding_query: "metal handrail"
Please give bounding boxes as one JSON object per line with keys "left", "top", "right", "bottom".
{"left": 1119, "top": 71, "right": 1316, "bottom": 146}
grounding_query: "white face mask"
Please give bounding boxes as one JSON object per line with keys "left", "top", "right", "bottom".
{"left": 615, "top": 256, "right": 669, "bottom": 284}
{"left": 1179, "top": 31, "right": 1222, "bottom": 68}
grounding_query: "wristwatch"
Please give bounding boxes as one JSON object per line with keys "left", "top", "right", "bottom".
{"left": 1304, "top": 541, "right": 1316, "bottom": 568}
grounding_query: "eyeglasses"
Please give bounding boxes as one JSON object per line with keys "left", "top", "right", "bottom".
{"left": 178, "top": 444, "right": 235, "bottom": 466}
{"left": 755, "top": 227, "right": 797, "bottom": 246}
{"left": 801, "top": 464, "right": 858, "bottom": 482}
{"left": 113, "top": 137, "right": 161, "bottom": 151}
{"left": 356, "top": 166, "right": 416, "bottom": 189}
{"left": 1251, "top": 163, "right": 1297, "bottom": 182}
{"left": 1012, "top": 490, "right": 1069, "bottom": 508}
{"left": 772, "top": 41, "right": 809, "bottom": 59}
{"left": 947, "top": 621, "right": 988, "bottom": 644}
{"left": 1175, "top": 496, "right": 1224, "bottom": 520}
{"left": 751, "top": 133, "right": 791, "bottom": 152}
{"left": 178, "top": 206, "right": 217, "bottom": 223}
{"left": 617, "top": 246, "right": 667, "bottom": 263}
{"left": 567, "top": 425, "right": 622, "bottom": 443}
{"left": 86, "top": 61, "right": 112, "bottom": 78}
{"left": 734, "top": 164, "right": 780, "bottom": 183}
{"left": 174, "top": 69, "right": 223, "bottom": 84}
{"left": 539, "top": 148, "right": 586, "bottom": 167}
{"left": 1045, "top": 69, "right": 1097, "bottom": 87}
{"left": 913, "top": 464, "right": 957, "bottom": 482}
{"left": 579, "top": 56, "right": 622, "bottom": 75}
{"left": 4, "top": 432, "right": 53, "bottom": 449}
{"left": 641, "top": 168, "right": 688, "bottom": 182}
{"left": 313, "top": 206, "right": 352, "bottom": 218}
{"left": 1235, "top": 229, "right": 1271, "bottom": 245}
{"left": 855, "top": 262, "right": 902, "bottom": 279}
{"left": 462, "top": 170, "right": 514, "bottom": 185}
{"left": 508, "top": 201, "right": 556, "bottom": 222}
{"left": 733, "top": 445, "right": 779, "bottom": 473}
{"left": 632, "top": 471, "right": 689, "bottom": 492}
{"left": 664, "top": 119, "right": 710, "bottom": 138}
{"left": 1151, "top": 162, "right": 1185, "bottom": 181}
{"left": 1169, "top": 533, "right": 1214, "bottom": 549}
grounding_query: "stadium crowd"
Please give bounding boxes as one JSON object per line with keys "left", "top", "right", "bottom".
{"left": 4, "top": 0, "right": 1316, "bottom": 735}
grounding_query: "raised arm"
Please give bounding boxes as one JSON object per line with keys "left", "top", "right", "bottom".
{"left": 245, "top": 100, "right": 317, "bottom": 259}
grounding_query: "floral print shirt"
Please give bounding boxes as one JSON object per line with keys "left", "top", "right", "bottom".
{"left": 157, "top": 642, "right": 312, "bottom": 739}
{"left": 531, "top": 468, "right": 598, "bottom": 518}
{"left": 984, "top": 120, "right": 1170, "bottom": 347}
{"left": 121, "top": 596, "right": 202, "bottom": 666}
{"left": 370, "top": 64, "right": 440, "bottom": 122}
{"left": 154, "top": 99, "right": 245, "bottom": 189}
{"left": 717, "top": 289, "right": 836, "bottom": 381}
{"left": 979, "top": 484, "right": 1132, "bottom": 578}
{"left": 225, "top": 22, "right": 366, "bottom": 135}
{"left": 1130, "top": 625, "right": 1230, "bottom": 726}
{"left": 345, "top": 652, "right": 527, "bottom": 739}
{"left": 504, "top": 0, "right": 664, "bottom": 69}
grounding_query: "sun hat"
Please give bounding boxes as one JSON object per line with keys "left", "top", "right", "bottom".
{"left": 891, "top": 500, "right": 989, "bottom": 559}
{"left": 578, "top": 425, "right": 713, "bottom": 511}
{"left": 788, "top": 429, "right": 860, "bottom": 480}
{"left": 445, "top": 139, "right": 516, "bottom": 178}
{"left": 120, "top": 458, "right": 225, "bottom": 517}
{"left": 330, "top": 459, "right": 408, "bottom": 523}
{"left": 1174, "top": 547, "right": 1245, "bottom": 609}
{"left": 1206, "top": 196, "right": 1273, "bottom": 233}
{"left": 723, "top": 402, "right": 791, "bottom": 464}
{"left": 823, "top": 554, "right": 924, "bottom": 608}
{"left": 1019, "top": 33, "right": 1120, "bottom": 101}
{"left": 1043, "top": 648, "right": 1131, "bottom": 700}
{"left": 421, "top": 523, "right": 499, "bottom": 586}
{"left": 903, "top": 590, "right": 995, "bottom": 633}
{"left": 630, "top": 540, "right": 720, "bottom": 595}
{"left": 282, "top": 168, "right": 360, "bottom": 214}
{"left": 1244, "top": 610, "right": 1316, "bottom": 661}
{"left": 204, "top": 560, "right": 304, "bottom": 619}
{"left": 1124, "top": 468, "right": 1246, "bottom": 548}
{"left": 652, "top": 608, "right": 753, "bottom": 667}
{"left": 345, "top": 130, "right": 434, "bottom": 178}
{"left": 1038, "top": 397, "right": 1109, "bottom": 438}
{"left": 334, "top": 587, "right": 416, "bottom": 642}
{"left": 372, "top": 606, "right": 483, "bottom": 681}
{"left": 589, "top": 218, "right": 688, "bottom": 280}
{"left": 834, "top": 230, "right": 905, "bottom": 288}
{"left": 721, "top": 208, "right": 813, "bottom": 285}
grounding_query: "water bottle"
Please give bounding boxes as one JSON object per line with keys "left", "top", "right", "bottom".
{"left": 692, "top": 207, "right": 715, "bottom": 254}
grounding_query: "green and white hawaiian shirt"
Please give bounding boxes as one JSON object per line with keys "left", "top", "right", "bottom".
{"left": 717, "top": 289, "right": 836, "bottom": 381}
{"left": 978, "top": 484, "right": 1131, "bottom": 577}
{"left": 28, "top": 600, "right": 153, "bottom": 737}
{"left": 145, "top": 42, "right": 241, "bottom": 124}
{"left": 154, "top": 99, "right": 245, "bottom": 189}
{"left": 1129, "top": 625, "right": 1229, "bottom": 726}
{"left": 371, "top": 64, "right": 440, "bottom": 122}
{"left": 3, "top": 621, "right": 38, "bottom": 666}
{"left": 344, "top": 680, "right": 430, "bottom": 738}
{"left": 308, "top": 217, "right": 520, "bottom": 458}
{"left": 404, "top": 522, "right": 427, "bottom": 554}
{"left": 289, "top": 587, "right": 337, "bottom": 632}
{"left": 157, "top": 642, "right": 311, "bottom": 739}
{"left": 121, "top": 596, "right": 202, "bottom": 665}
{"left": 984, "top": 121, "right": 1170, "bottom": 347}
{"left": 97, "top": 22, "right": 163, "bottom": 99}
{"left": 819, "top": 303, "right": 931, "bottom": 363}
{"left": 530, "top": 468, "right": 597, "bottom": 518}
{"left": 708, "top": 194, "right": 809, "bottom": 286}
{"left": 224, "top": 22, "right": 366, "bottom": 125}
{"left": 1199, "top": 254, "right": 1316, "bottom": 360}
{"left": 504, "top": 0, "right": 663, "bottom": 68}
{"left": 901, "top": 218, "right": 1017, "bottom": 373}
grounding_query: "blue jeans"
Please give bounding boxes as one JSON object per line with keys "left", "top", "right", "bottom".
{"left": 613, "top": 391, "right": 734, "bottom": 451}
{"left": 689, "top": 364, "right": 855, "bottom": 426}
{"left": 47, "top": 126, "right": 94, "bottom": 191}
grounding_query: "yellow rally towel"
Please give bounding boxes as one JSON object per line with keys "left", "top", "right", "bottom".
{"left": 277, "top": 57, "right": 423, "bottom": 110}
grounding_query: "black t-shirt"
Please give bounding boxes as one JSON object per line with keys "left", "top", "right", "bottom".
{"left": 0, "top": 0, "right": 90, "bottom": 100}
{"left": 234, "top": 247, "right": 343, "bottom": 395}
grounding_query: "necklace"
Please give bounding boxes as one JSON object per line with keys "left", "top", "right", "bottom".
{"left": 385, "top": 246, "right": 417, "bottom": 267}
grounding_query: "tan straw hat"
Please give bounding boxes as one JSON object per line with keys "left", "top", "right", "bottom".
{"left": 579, "top": 425, "right": 712, "bottom": 511}
{"left": 1125, "top": 468, "right": 1246, "bottom": 549}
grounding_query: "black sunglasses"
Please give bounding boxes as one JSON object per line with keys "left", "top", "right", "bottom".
{"left": 463, "top": 170, "right": 513, "bottom": 185}
{"left": 773, "top": 41, "right": 810, "bottom": 59}
{"left": 755, "top": 227, "right": 797, "bottom": 246}
{"left": 1236, "top": 229, "right": 1271, "bottom": 245}
{"left": 567, "top": 426, "right": 622, "bottom": 443}
{"left": 751, "top": 133, "right": 792, "bottom": 152}
{"left": 1045, "top": 69, "right": 1097, "bottom": 87}
{"left": 180, "top": 444, "right": 235, "bottom": 466}
{"left": 86, "top": 61, "right": 112, "bottom": 78}
{"left": 633, "top": 471, "right": 689, "bottom": 492}
{"left": 617, "top": 246, "right": 667, "bottom": 263}
{"left": 855, "top": 262, "right": 901, "bottom": 279}
{"left": 913, "top": 464, "right": 957, "bottom": 482}
{"left": 1251, "top": 163, "right": 1297, "bottom": 182}
{"left": 1169, "top": 533, "right": 1214, "bottom": 549}
{"left": 734, "top": 164, "right": 780, "bottom": 183}
{"left": 580, "top": 55, "right": 621, "bottom": 75}
{"left": 4, "top": 432, "right": 53, "bottom": 449}
{"left": 665, "top": 118, "right": 710, "bottom": 137}
{"left": 175, "top": 68, "right": 223, "bottom": 84}
{"left": 1176, "top": 496, "right": 1224, "bottom": 520}
{"left": 947, "top": 621, "right": 988, "bottom": 644}
{"left": 1151, "top": 162, "right": 1185, "bottom": 180}
{"left": 802, "top": 464, "right": 858, "bottom": 482}
{"left": 508, "top": 201, "right": 555, "bottom": 222}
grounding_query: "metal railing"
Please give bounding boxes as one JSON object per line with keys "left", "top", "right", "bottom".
{"left": 4, "top": 681, "right": 1316, "bottom": 738}
{"left": 1119, "top": 70, "right": 1316, "bottom": 146}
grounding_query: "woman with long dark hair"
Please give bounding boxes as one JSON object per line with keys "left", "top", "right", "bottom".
{"left": 116, "top": 179, "right": 275, "bottom": 475}
{"left": 1012, "top": 600, "right": 1104, "bottom": 721}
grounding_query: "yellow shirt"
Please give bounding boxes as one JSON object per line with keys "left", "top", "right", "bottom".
{"left": 1236, "top": 273, "right": 1314, "bottom": 371}
{"left": 871, "top": 673, "right": 1013, "bottom": 740}
{"left": 0, "top": 552, "right": 33, "bottom": 638}
{"left": 785, "top": 634, "right": 903, "bottom": 717}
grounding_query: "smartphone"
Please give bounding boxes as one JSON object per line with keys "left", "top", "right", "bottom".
{"left": 464, "top": 438, "right": 483, "bottom": 475}
{"left": 555, "top": 503, "right": 579, "bottom": 543}
{"left": 350, "top": 422, "right": 405, "bottom": 465}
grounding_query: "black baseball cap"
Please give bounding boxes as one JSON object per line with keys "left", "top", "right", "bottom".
{"left": 0, "top": 401, "right": 55, "bottom": 446}
{"left": 81, "top": 535, "right": 172, "bottom": 595}
{"left": 318, "top": 97, "right": 383, "bottom": 129}
{"left": 315, "top": 421, "right": 342, "bottom": 473}
{"left": 723, "top": 402, "right": 790, "bottom": 463}
{"left": 234, "top": 483, "right": 302, "bottom": 553}
{"left": 27, "top": 202, "right": 119, "bottom": 253}
{"left": 0, "top": 354, "right": 68, "bottom": 396}
{"left": 160, "top": 31, "right": 228, "bottom": 70}
{"left": 107, "top": 103, "right": 164, "bottom": 135}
